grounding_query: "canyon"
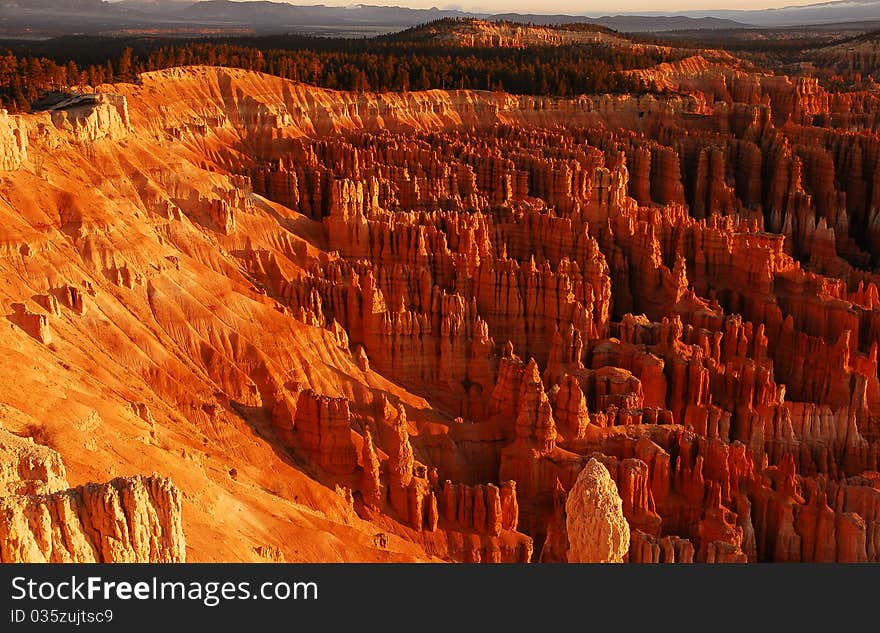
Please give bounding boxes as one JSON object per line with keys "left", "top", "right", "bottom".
{"left": 1, "top": 24, "right": 880, "bottom": 562}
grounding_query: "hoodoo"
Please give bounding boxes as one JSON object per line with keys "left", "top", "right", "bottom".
{"left": 565, "top": 459, "right": 630, "bottom": 563}
{"left": 0, "top": 16, "right": 879, "bottom": 563}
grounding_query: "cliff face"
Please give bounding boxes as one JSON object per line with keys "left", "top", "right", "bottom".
{"left": 48, "top": 94, "right": 131, "bottom": 143}
{"left": 0, "top": 428, "right": 67, "bottom": 497}
{"left": 0, "top": 429, "right": 184, "bottom": 563}
{"left": 0, "top": 476, "right": 185, "bottom": 563}
{"left": 1, "top": 62, "right": 879, "bottom": 562}
{"left": 565, "top": 459, "right": 630, "bottom": 563}
{"left": 0, "top": 109, "right": 27, "bottom": 170}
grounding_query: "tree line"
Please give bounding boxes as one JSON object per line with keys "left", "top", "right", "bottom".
{"left": 0, "top": 28, "right": 674, "bottom": 112}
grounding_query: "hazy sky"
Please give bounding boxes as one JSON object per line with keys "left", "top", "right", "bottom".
{"left": 142, "top": 0, "right": 832, "bottom": 14}
{"left": 409, "top": 0, "right": 817, "bottom": 11}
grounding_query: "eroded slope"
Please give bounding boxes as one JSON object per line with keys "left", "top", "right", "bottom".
{"left": 1, "top": 63, "right": 879, "bottom": 561}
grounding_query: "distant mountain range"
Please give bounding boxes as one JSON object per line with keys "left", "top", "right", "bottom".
{"left": 662, "top": 0, "right": 880, "bottom": 28}
{"left": 2, "top": 0, "right": 880, "bottom": 37}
